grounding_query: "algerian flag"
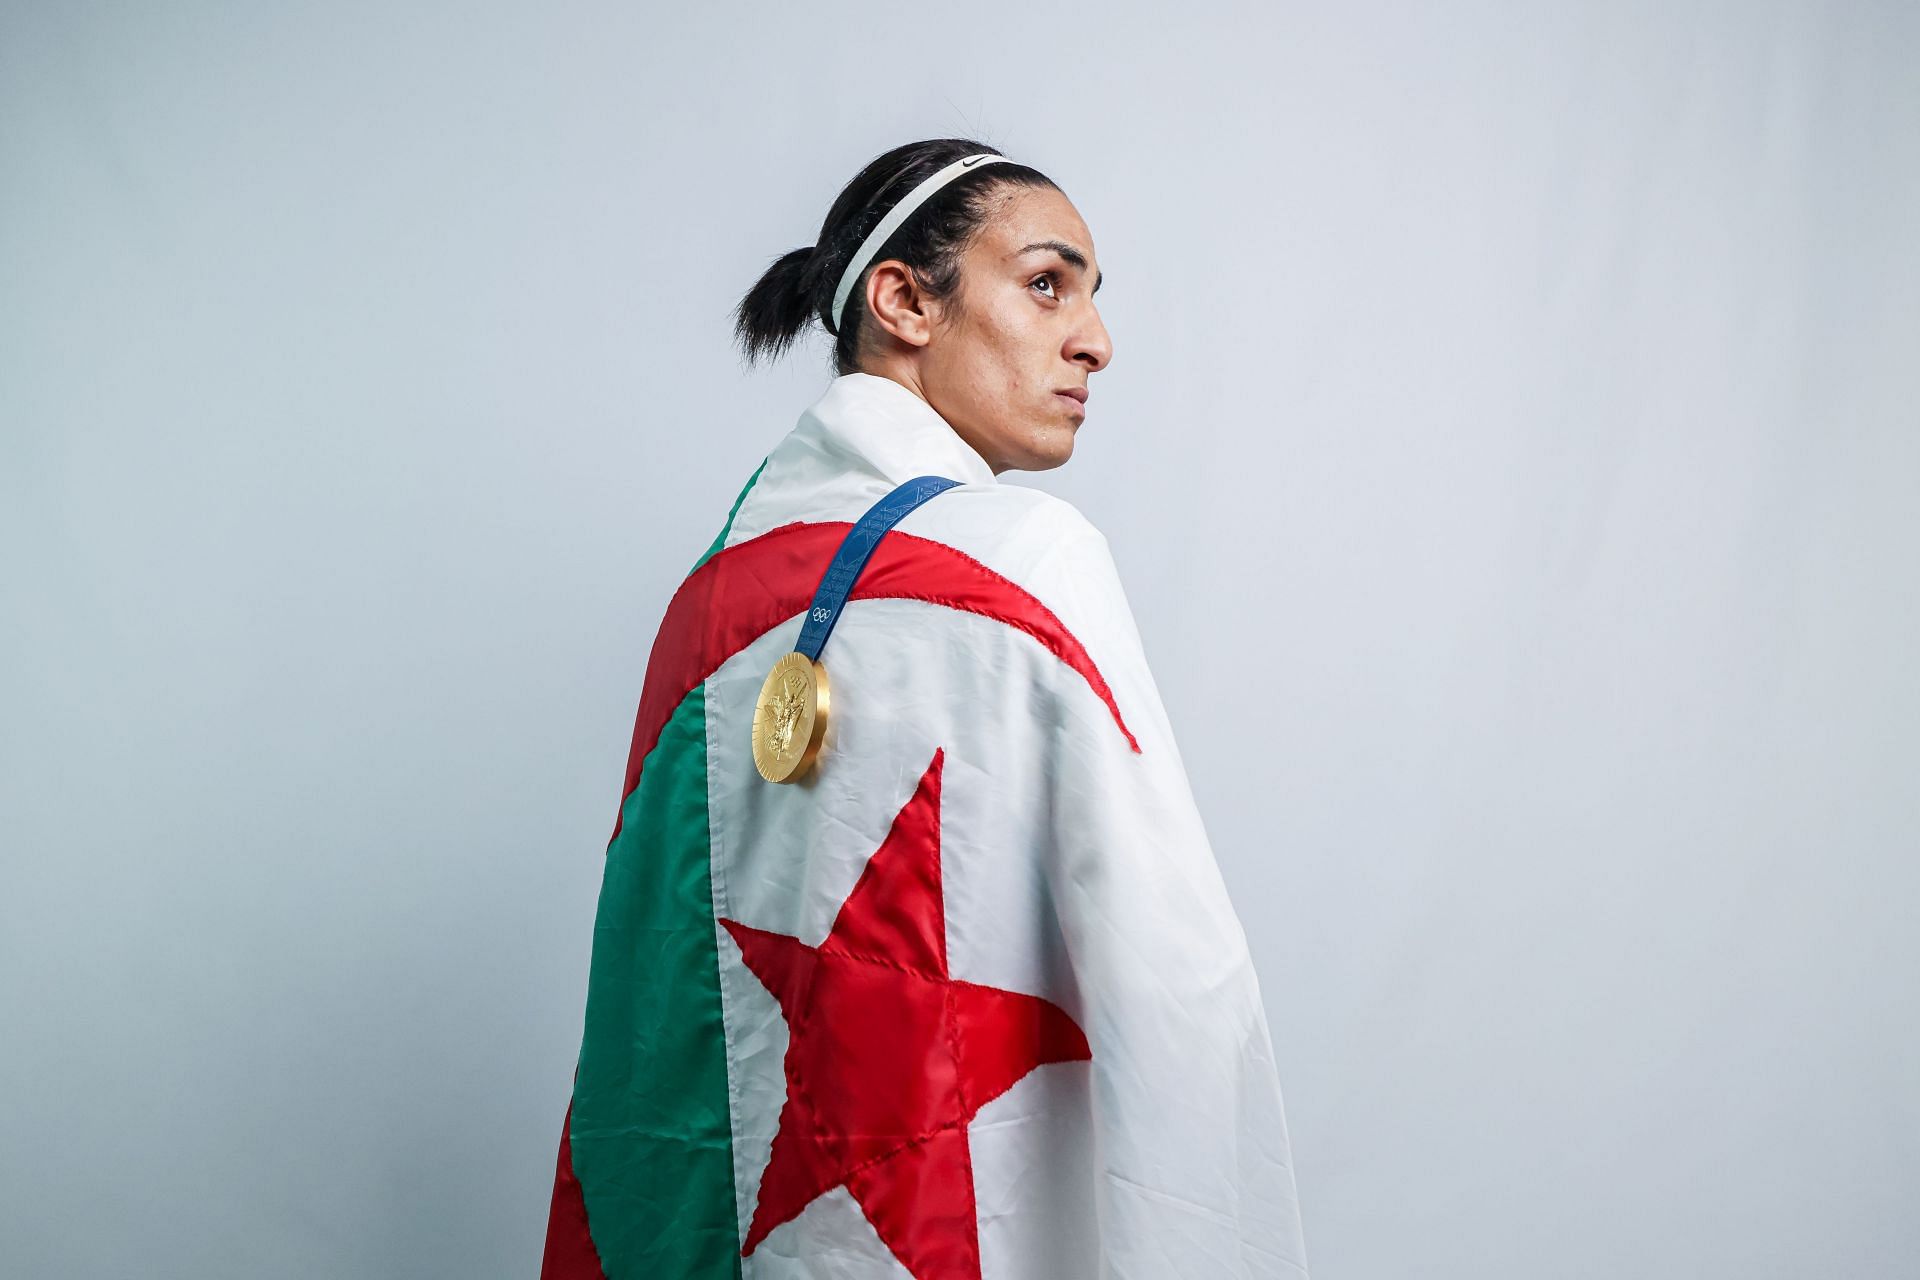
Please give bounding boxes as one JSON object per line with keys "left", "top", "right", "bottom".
{"left": 542, "top": 374, "right": 1308, "bottom": 1279}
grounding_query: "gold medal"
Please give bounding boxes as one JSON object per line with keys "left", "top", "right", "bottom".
{"left": 748, "top": 474, "right": 960, "bottom": 784}
{"left": 752, "top": 651, "right": 831, "bottom": 783}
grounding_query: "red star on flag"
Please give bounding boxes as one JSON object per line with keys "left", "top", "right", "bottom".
{"left": 718, "top": 746, "right": 1093, "bottom": 1279}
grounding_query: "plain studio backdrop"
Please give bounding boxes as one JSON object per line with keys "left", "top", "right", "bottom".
{"left": 4, "top": 2, "right": 1916, "bottom": 1276}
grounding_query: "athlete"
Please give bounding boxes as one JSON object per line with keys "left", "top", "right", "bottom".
{"left": 541, "top": 138, "right": 1310, "bottom": 1280}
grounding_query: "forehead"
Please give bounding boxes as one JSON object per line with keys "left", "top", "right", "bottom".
{"left": 976, "top": 185, "right": 1098, "bottom": 268}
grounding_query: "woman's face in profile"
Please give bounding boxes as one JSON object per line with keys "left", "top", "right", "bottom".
{"left": 918, "top": 185, "right": 1112, "bottom": 475}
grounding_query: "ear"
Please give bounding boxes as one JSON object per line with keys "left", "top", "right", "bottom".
{"left": 863, "top": 260, "right": 935, "bottom": 350}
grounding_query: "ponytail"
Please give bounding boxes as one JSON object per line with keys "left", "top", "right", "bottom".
{"left": 733, "top": 245, "right": 822, "bottom": 369}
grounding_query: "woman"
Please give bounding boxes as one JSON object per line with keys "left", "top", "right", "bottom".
{"left": 542, "top": 138, "right": 1309, "bottom": 1280}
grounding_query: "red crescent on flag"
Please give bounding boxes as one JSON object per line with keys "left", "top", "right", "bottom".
{"left": 608, "top": 518, "right": 1140, "bottom": 843}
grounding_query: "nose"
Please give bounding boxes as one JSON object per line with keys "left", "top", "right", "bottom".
{"left": 1068, "top": 303, "right": 1113, "bottom": 372}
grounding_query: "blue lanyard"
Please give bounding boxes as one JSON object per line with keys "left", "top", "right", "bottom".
{"left": 795, "top": 475, "right": 961, "bottom": 661}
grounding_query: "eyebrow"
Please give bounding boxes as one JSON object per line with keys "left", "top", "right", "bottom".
{"left": 1015, "top": 240, "right": 1103, "bottom": 294}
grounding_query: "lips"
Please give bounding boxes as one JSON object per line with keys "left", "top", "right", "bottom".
{"left": 1056, "top": 387, "right": 1088, "bottom": 404}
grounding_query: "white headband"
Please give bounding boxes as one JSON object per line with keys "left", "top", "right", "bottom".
{"left": 829, "top": 152, "right": 1013, "bottom": 334}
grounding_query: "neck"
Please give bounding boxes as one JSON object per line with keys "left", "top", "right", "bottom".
{"left": 854, "top": 359, "right": 1007, "bottom": 476}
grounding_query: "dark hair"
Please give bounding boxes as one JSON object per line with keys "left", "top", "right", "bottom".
{"left": 733, "top": 138, "right": 1057, "bottom": 374}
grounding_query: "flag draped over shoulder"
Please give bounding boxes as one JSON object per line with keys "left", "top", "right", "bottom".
{"left": 541, "top": 373, "right": 1309, "bottom": 1280}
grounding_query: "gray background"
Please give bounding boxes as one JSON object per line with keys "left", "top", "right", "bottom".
{"left": 4, "top": 2, "right": 1916, "bottom": 1276}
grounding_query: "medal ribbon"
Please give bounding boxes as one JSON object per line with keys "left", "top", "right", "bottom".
{"left": 794, "top": 475, "right": 961, "bottom": 662}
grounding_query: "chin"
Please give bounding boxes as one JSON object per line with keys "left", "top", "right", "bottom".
{"left": 1023, "top": 443, "right": 1075, "bottom": 473}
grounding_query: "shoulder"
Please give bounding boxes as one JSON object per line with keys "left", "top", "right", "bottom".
{"left": 886, "top": 481, "right": 1114, "bottom": 595}
{"left": 1002, "top": 490, "right": 1123, "bottom": 596}
{"left": 1012, "top": 487, "right": 1109, "bottom": 553}
{"left": 921, "top": 484, "right": 1164, "bottom": 756}
{"left": 998, "top": 493, "right": 1164, "bottom": 761}
{"left": 954, "top": 484, "right": 1114, "bottom": 578}
{"left": 982, "top": 491, "right": 1145, "bottom": 676}
{"left": 896, "top": 480, "right": 1139, "bottom": 670}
